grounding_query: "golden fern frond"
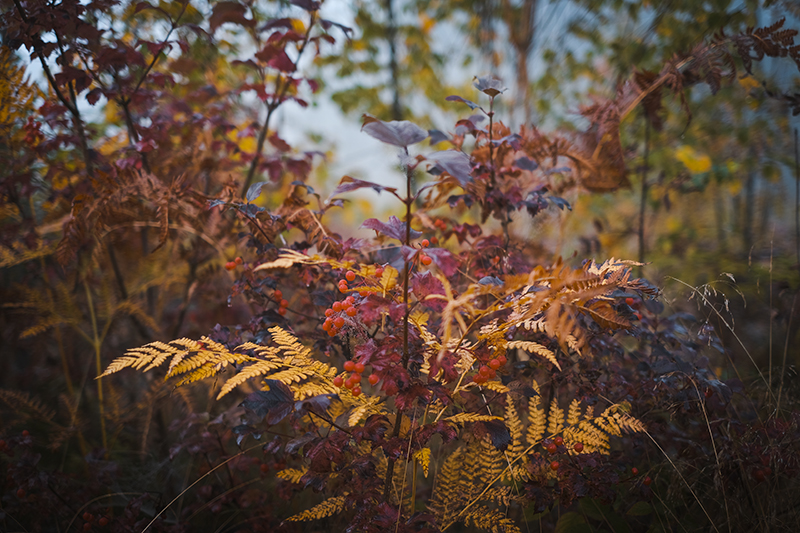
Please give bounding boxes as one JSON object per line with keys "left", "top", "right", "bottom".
{"left": 547, "top": 398, "right": 564, "bottom": 436}
{"left": 0, "top": 240, "right": 57, "bottom": 268}
{"left": 505, "top": 400, "right": 525, "bottom": 459}
{"left": 19, "top": 315, "right": 70, "bottom": 339}
{"left": 482, "top": 381, "right": 510, "bottom": 394}
{"left": 347, "top": 395, "right": 383, "bottom": 427}
{"left": 269, "top": 326, "right": 313, "bottom": 360}
{"left": 526, "top": 394, "right": 546, "bottom": 447}
{"left": 445, "top": 413, "right": 503, "bottom": 424}
{"left": 414, "top": 447, "right": 431, "bottom": 477}
{"left": 477, "top": 437, "right": 505, "bottom": 486}
{"left": 567, "top": 398, "right": 582, "bottom": 426}
{"left": 285, "top": 495, "right": 346, "bottom": 522}
{"left": 217, "top": 360, "right": 283, "bottom": 399}
{"left": 428, "top": 445, "right": 465, "bottom": 523}
{"left": 507, "top": 340, "right": 560, "bottom": 370}
{"left": 277, "top": 467, "right": 307, "bottom": 484}
{"left": 481, "top": 486, "right": 517, "bottom": 507}
{"left": 462, "top": 505, "right": 522, "bottom": 533}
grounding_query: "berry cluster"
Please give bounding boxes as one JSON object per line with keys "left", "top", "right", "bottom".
{"left": 81, "top": 511, "right": 110, "bottom": 530}
{"left": 273, "top": 289, "right": 288, "bottom": 316}
{"left": 322, "top": 294, "right": 358, "bottom": 336}
{"left": 224, "top": 256, "right": 243, "bottom": 271}
{"left": 433, "top": 218, "right": 447, "bottom": 231}
{"left": 472, "top": 353, "right": 508, "bottom": 385}
{"left": 332, "top": 359, "right": 380, "bottom": 397}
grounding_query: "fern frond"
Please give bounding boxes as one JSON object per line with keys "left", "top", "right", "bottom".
{"left": 547, "top": 398, "right": 564, "bottom": 436}
{"left": 505, "top": 400, "right": 525, "bottom": 459}
{"left": 482, "top": 381, "right": 510, "bottom": 394}
{"left": 526, "top": 394, "right": 546, "bottom": 447}
{"left": 567, "top": 398, "right": 582, "bottom": 426}
{"left": 217, "top": 359, "right": 282, "bottom": 399}
{"left": 414, "top": 447, "right": 431, "bottom": 477}
{"left": 462, "top": 505, "right": 522, "bottom": 533}
{"left": 277, "top": 467, "right": 307, "bottom": 484}
{"left": 507, "top": 340, "right": 560, "bottom": 369}
{"left": 446, "top": 413, "right": 503, "bottom": 424}
{"left": 0, "top": 389, "right": 56, "bottom": 424}
{"left": 285, "top": 495, "right": 346, "bottom": 522}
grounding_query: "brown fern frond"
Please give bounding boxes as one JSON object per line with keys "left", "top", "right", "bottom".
{"left": 507, "top": 340, "right": 559, "bottom": 369}
{"left": 0, "top": 389, "right": 56, "bottom": 424}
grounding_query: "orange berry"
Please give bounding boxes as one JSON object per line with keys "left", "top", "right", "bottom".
{"left": 421, "top": 255, "right": 432, "bottom": 266}
{"left": 497, "top": 355, "right": 507, "bottom": 365}
{"left": 488, "top": 359, "right": 501, "bottom": 370}
{"left": 327, "top": 329, "right": 337, "bottom": 337}
{"left": 98, "top": 517, "right": 109, "bottom": 527}
{"left": 346, "top": 306, "right": 357, "bottom": 317}
{"left": 332, "top": 301, "right": 343, "bottom": 312}
{"left": 280, "top": 299, "right": 289, "bottom": 308}
{"left": 234, "top": 257, "right": 243, "bottom": 265}
{"left": 352, "top": 386, "right": 362, "bottom": 397}
{"left": 344, "top": 361, "right": 355, "bottom": 372}
{"left": 354, "top": 362, "right": 365, "bottom": 373}
{"left": 375, "top": 267, "right": 384, "bottom": 277}
{"left": 16, "top": 488, "right": 25, "bottom": 498}
{"left": 274, "top": 289, "right": 283, "bottom": 299}
{"left": 277, "top": 307, "right": 287, "bottom": 316}
{"left": 339, "top": 285, "right": 348, "bottom": 293}
{"left": 625, "top": 297, "right": 635, "bottom": 306}
{"left": 431, "top": 236, "right": 438, "bottom": 244}
{"left": 345, "top": 270, "right": 356, "bottom": 282}
{"left": 83, "top": 512, "right": 93, "bottom": 522}
{"left": 368, "top": 374, "right": 380, "bottom": 385}
{"left": 345, "top": 296, "right": 355, "bottom": 306}
{"left": 225, "top": 261, "right": 235, "bottom": 270}
{"left": 479, "top": 365, "right": 490, "bottom": 376}
{"left": 333, "top": 376, "right": 344, "bottom": 387}
{"left": 325, "top": 309, "right": 334, "bottom": 317}
{"left": 334, "top": 316, "right": 345, "bottom": 328}
{"left": 21, "top": 430, "right": 29, "bottom": 437}
{"left": 421, "top": 239, "right": 430, "bottom": 247}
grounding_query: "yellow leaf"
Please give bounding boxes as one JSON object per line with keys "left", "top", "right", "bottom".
{"left": 675, "top": 145, "right": 711, "bottom": 174}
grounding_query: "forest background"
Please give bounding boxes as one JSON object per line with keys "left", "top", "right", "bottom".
{"left": 1, "top": 0, "right": 800, "bottom": 531}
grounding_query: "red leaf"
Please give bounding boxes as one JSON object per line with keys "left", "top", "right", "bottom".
{"left": 424, "top": 248, "right": 459, "bottom": 277}
{"left": 209, "top": 2, "right": 254, "bottom": 32}
{"left": 361, "top": 216, "right": 422, "bottom": 243}
{"left": 411, "top": 272, "right": 446, "bottom": 312}
{"left": 268, "top": 49, "right": 295, "bottom": 72}
{"left": 268, "top": 133, "right": 291, "bottom": 152}
{"left": 331, "top": 176, "right": 397, "bottom": 197}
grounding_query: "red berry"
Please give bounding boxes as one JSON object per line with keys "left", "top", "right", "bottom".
{"left": 479, "top": 365, "right": 490, "bottom": 376}
{"left": 260, "top": 463, "right": 269, "bottom": 473}
{"left": 704, "top": 388, "right": 713, "bottom": 399}
{"left": 346, "top": 306, "right": 357, "bottom": 317}
{"left": 431, "top": 236, "right": 438, "bottom": 244}
{"left": 473, "top": 374, "right": 486, "bottom": 385}
{"left": 0, "top": 439, "right": 5, "bottom": 449}
{"left": 421, "top": 239, "right": 430, "bottom": 247}
{"left": 234, "top": 257, "right": 243, "bottom": 265}
{"left": 344, "top": 361, "right": 355, "bottom": 372}
{"left": 277, "top": 307, "right": 287, "bottom": 316}
{"left": 274, "top": 289, "right": 282, "bottom": 300}
{"left": 280, "top": 299, "right": 289, "bottom": 308}
{"left": 625, "top": 297, "right": 635, "bottom": 306}
{"left": 421, "top": 255, "right": 432, "bottom": 266}
{"left": 84, "top": 512, "right": 93, "bottom": 521}
{"left": 546, "top": 443, "right": 557, "bottom": 454}
{"left": 554, "top": 436, "right": 563, "bottom": 446}
{"left": 334, "top": 316, "right": 345, "bottom": 328}
{"left": 333, "top": 376, "right": 344, "bottom": 387}
{"left": 643, "top": 476, "right": 652, "bottom": 486}
{"left": 22, "top": 430, "right": 29, "bottom": 437}
{"left": 332, "top": 301, "right": 343, "bottom": 312}
{"left": 574, "top": 442, "right": 584, "bottom": 453}
{"left": 375, "top": 267, "right": 384, "bottom": 277}
{"left": 345, "top": 296, "right": 355, "bottom": 306}
{"left": 550, "top": 461, "right": 560, "bottom": 471}
{"left": 486, "top": 368, "right": 496, "bottom": 379}
{"left": 339, "top": 285, "right": 348, "bottom": 293}
{"left": 497, "top": 355, "right": 507, "bottom": 365}
{"left": 488, "top": 359, "right": 501, "bottom": 370}
{"left": 16, "top": 488, "right": 25, "bottom": 498}
{"left": 323, "top": 319, "right": 333, "bottom": 331}
{"left": 327, "top": 329, "right": 337, "bottom": 337}
{"left": 83, "top": 524, "right": 92, "bottom": 531}
{"left": 368, "top": 374, "right": 380, "bottom": 385}
{"left": 325, "top": 308, "right": 334, "bottom": 317}
{"left": 344, "top": 377, "right": 355, "bottom": 389}
{"left": 225, "top": 261, "right": 236, "bottom": 270}
{"left": 763, "top": 467, "right": 772, "bottom": 476}
{"left": 635, "top": 312, "right": 642, "bottom": 320}
{"left": 352, "top": 386, "right": 362, "bottom": 397}
{"left": 98, "top": 517, "right": 109, "bottom": 527}
{"left": 632, "top": 467, "right": 639, "bottom": 475}
{"left": 345, "top": 270, "right": 356, "bottom": 282}
{"left": 354, "top": 362, "right": 365, "bottom": 374}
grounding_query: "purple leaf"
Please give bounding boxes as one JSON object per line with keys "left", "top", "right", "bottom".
{"left": 514, "top": 156, "right": 538, "bottom": 171}
{"left": 290, "top": 0, "right": 320, "bottom": 10}
{"left": 412, "top": 272, "right": 446, "bottom": 312}
{"left": 427, "top": 150, "right": 472, "bottom": 186}
{"left": 246, "top": 181, "right": 265, "bottom": 202}
{"left": 241, "top": 380, "right": 294, "bottom": 425}
{"left": 425, "top": 247, "right": 459, "bottom": 277}
{"left": 331, "top": 175, "right": 398, "bottom": 197}
{"left": 473, "top": 76, "right": 506, "bottom": 97}
{"left": 259, "top": 17, "right": 294, "bottom": 31}
{"left": 429, "top": 129, "right": 450, "bottom": 145}
{"left": 445, "top": 95, "right": 482, "bottom": 110}
{"left": 361, "top": 116, "right": 427, "bottom": 147}
{"left": 361, "top": 216, "right": 422, "bottom": 243}
{"left": 209, "top": 2, "right": 254, "bottom": 32}
{"left": 319, "top": 19, "right": 353, "bottom": 37}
